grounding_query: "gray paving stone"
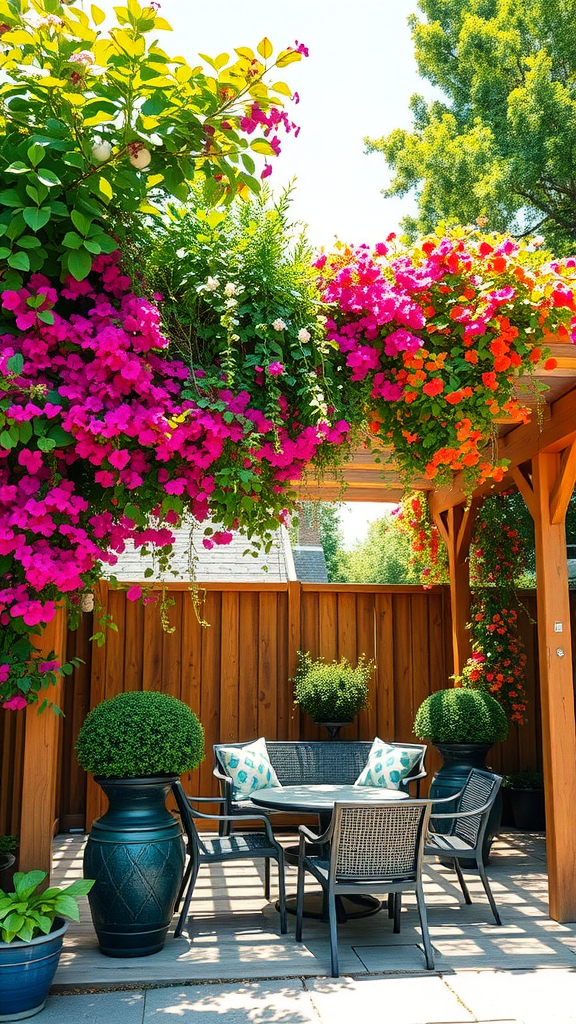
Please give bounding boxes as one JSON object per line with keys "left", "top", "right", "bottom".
{"left": 304, "top": 975, "right": 475, "bottom": 1023}
{"left": 143, "top": 980, "right": 320, "bottom": 1023}
{"left": 41, "top": 991, "right": 144, "bottom": 1023}
{"left": 447, "top": 968, "right": 576, "bottom": 1024}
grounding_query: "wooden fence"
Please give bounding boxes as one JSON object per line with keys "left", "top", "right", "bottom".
{"left": 1, "top": 582, "right": 551, "bottom": 840}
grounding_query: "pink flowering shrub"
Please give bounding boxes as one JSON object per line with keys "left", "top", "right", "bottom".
{"left": 316, "top": 230, "right": 576, "bottom": 486}
{"left": 0, "top": 254, "right": 349, "bottom": 708}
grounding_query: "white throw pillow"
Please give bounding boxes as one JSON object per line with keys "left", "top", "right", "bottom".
{"left": 218, "top": 737, "right": 281, "bottom": 800}
{"left": 354, "top": 738, "right": 421, "bottom": 790}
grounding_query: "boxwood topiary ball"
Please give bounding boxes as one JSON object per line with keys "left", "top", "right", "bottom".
{"left": 414, "top": 688, "right": 508, "bottom": 745}
{"left": 76, "top": 691, "right": 205, "bottom": 778}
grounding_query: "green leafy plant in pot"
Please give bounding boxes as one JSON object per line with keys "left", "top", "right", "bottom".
{"left": 503, "top": 770, "right": 545, "bottom": 832}
{"left": 76, "top": 691, "right": 204, "bottom": 958}
{"left": 414, "top": 688, "right": 508, "bottom": 864}
{"left": 293, "top": 652, "right": 372, "bottom": 739}
{"left": 0, "top": 870, "right": 93, "bottom": 1021}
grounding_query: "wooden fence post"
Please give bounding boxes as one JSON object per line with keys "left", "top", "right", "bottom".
{"left": 18, "top": 608, "right": 67, "bottom": 877}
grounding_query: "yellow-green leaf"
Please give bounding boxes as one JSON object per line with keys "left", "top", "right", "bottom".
{"left": 96, "top": 177, "right": 113, "bottom": 202}
{"left": 234, "top": 46, "right": 254, "bottom": 60}
{"left": 214, "top": 52, "right": 229, "bottom": 70}
{"left": 257, "top": 37, "right": 273, "bottom": 59}
{"left": 147, "top": 174, "right": 164, "bottom": 187}
{"left": 175, "top": 64, "right": 193, "bottom": 83}
{"left": 276, "top": 50, "right": 302, "bottom": 67}
{"left": 2, "top": 30, "right": 33, "bottom": 45}
{"left": 250, "top": 138, "right": 275, "bottom": 156}
{"left": 91, "top": 4, "right": 106, "bottom": 25}
{"left": 271, "top": 81, "right": 292, "bottom": 98}
{"left": 153, "top": 17, "right": 173, "bottom": 30}
{"left": 83, "top": 111, "right": 116, "bottom": 126}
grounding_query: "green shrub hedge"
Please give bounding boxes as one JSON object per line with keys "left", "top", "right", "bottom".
{"left": 76, "top": 691, "right": 205, "bottom": 778}
{"left": 414, "top": 688, "right": 508, "bottom": 744}
{"left": 293, "top": 652, "right": 371, "bottom": 723}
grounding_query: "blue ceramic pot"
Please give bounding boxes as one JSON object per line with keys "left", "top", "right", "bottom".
{"left": 0, "top": 917, "right": 66, "bottom": 1021}
{"left": 84, "top": 776, "right": 184, "bottom": 958}
{"left": 429, "top": 742, "right": 502, "bottom": 866}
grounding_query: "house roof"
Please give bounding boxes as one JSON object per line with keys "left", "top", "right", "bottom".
{"left": 107, "top": 523, "right": 296, "bottom": 583}
{"left": 292, "top": 545, "right": 329, "bottom": 583}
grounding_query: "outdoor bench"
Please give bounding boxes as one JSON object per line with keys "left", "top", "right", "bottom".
{"left": 213, "top": 739, "right": 427, "bottom": 825}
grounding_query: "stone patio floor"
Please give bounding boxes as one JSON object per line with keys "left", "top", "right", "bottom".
{"left": 50, "top": 829, "right": 576, "bottom": 997}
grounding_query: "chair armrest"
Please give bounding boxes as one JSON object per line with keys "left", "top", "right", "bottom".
{"left": 428, "top": 785, "right": 466, "bottom": 804}
{"left": 298, "top": 821, "right": 332, "bottom": 846}
{"left": 187, "top": 805, "right": 276, "bottom": 840}
{"left": 430, "top": 798, "right": 494, "bottom": 821}
{"left": 187, "top": 794, "right": 226, "bottom": 805}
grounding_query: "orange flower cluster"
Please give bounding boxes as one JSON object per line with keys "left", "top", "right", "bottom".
{"left": 317, "top": 229, "right": 576, "bottom": 490}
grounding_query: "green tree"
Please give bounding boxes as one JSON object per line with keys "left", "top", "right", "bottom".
{"left": 365, "top": 0, "right": 576, "bottom": 252}
{"left": 338, "top": 515, "right": 420, "bottom": 584}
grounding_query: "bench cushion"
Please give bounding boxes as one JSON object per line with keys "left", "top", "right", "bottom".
{"left": 218, "top": 737, "right": 281, "bottom": 800}
{"left": 354, "top": 738, "right": 422, "bottom": 790}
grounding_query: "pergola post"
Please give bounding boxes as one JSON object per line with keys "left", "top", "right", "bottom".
{"left": 527, "top": 451, "right": 576, "bottom": 922}
{"left": 431, "top": 498, "right": 480, "bottom": 676}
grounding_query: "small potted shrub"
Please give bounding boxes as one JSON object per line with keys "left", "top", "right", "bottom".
{"left": 293, "top": 652, "right": 372, "bottom": 739}
{"left": 0, "top": 870, "right": 93, "bottom": 1021}
{"left": 414, "top": 687, "right": 508, "bottom": 863}
{"left": 503, "top": 770, "right": 545, "bottom": 831}
{"left": 76, "top": 690, "right": 204, "bottom": 958}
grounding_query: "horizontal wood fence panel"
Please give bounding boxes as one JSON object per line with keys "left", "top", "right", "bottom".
{"left": 41, "top": 582, "right": 554, "bottom": 832}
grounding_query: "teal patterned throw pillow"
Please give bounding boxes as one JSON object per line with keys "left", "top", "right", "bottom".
{"left": 354, "top": 738, "right": 421, "bottom": 790}
{"left": 219, "top": 737, "right": 281, "bottom": 800}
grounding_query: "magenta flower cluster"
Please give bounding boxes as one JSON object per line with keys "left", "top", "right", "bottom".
{"left": 0, "top": 254, "right": 349, "bottom": 708}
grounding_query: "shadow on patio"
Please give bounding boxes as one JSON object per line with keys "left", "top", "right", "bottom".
{"left": 51, "top": 829, "right": 576, "bottom": 990}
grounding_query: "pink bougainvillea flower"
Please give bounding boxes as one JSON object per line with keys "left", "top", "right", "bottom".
{"left": 268, "top": 362, "right": 284, "bottom": 376}
{"left": 3, "top": 693, "right": 27, "bottom": 710}
{"left": 126, "top": 585, "right": 143, "bottom": 602}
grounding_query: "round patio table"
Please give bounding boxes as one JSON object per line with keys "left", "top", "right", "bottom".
{"left": 251, "top": 784, "right": 409, "bottom": 922}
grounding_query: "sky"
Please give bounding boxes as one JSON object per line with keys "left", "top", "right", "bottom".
{"left": 98, "top": 0, "right": 429, "bottom": 544}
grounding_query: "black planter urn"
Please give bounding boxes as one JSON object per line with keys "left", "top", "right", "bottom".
{"left": 84, "top": 776, "right": 184, "bottom": 958}
{"left": 429, "top": 742, "right": 502, "bottom": 866}
{"left": 510, "top": 788, "right": 546, "bottom": 831}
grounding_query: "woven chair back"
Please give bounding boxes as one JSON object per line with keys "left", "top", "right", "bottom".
{"left": 214, "top": 740, "right": 426, "bottom": 788}
{"left": 330, "top": 800, "right": 432, "bottom": 882}
{"left": 453, "top": 769, "right": 502, "bottom": 847}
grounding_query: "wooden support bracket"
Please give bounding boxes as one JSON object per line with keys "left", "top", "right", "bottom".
{"left": 511, "top": 464, "right": 536, "bottom": 520}
{"left": 550, "top": 438, "right": 576, "bottom": 525}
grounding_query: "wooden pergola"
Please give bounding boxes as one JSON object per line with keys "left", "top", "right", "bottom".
{"left": 298, "top": 342, "right": 576, "bottom": 923}
{"left": 12, "top": 344, "right": 576, "bottom": 924}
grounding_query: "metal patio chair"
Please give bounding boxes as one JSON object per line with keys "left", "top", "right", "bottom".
{"left": 171, "top": 780, "right": 287, "bottom": 938}
{"left": 295, "top": 799, "right": 434, "bottom": 977}
{"left": 424, "top": 768, "right": 503, "bottom": 925}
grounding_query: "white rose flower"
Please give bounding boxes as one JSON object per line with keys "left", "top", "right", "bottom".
{"left": 69, "top": 50, "right": 95, "bottom": 66}
{"left": 297, "top": 328, "right": 311, "bottom": 343}
{"left": 129, "top": 146, "right": 151, "bottom": 169}
{"left": 205, "top": 276, "right": 220, "bottom": 291}
{"left": 224, "top": 282, "right": 236, "bottom": 297}
{"left": 22, "top": 10, "right": 48, "bottom": 28}
{"left": 91, "top": 139, "right": 112, "bottom": 163}
{"left": 272, "top": 318, "right": 286, "bottom": 332}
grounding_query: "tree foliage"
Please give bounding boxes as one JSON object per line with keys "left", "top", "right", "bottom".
{"left": 365, "top": 0, "right": 576, "bottom": 252}
{"left": 337, "top": 514, "right": 420, "bottom": 585}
